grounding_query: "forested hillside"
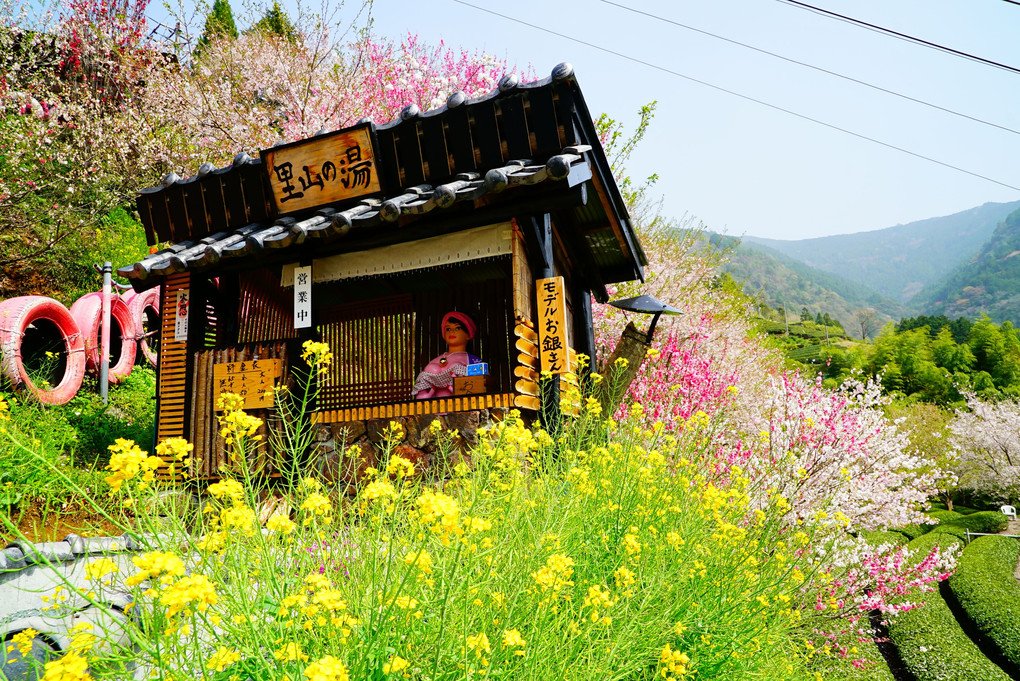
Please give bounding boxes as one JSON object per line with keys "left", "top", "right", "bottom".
{"left": 744, "top": 200, "right": 1020, "bottom": 303}
{"left": 912, "top": 206, "right": 1020, "bottom": 323}
{"left": 713, "top": 233, "right": 907, "bottom": 334}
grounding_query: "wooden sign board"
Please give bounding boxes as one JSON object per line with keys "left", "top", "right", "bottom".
{"left": 536, "top": 276, "right": 571, "bottom": 375}
{"left": 261, "top": 124, "right": 382, "bottom": 215}
{"left": 454, "top": 375, "right": 494, "bottom": 396}
{"left": 212, "top": 359, "right": 283, "bottom": 410}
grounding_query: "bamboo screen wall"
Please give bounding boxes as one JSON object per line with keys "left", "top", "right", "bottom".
{"left": 237, "top": 269, "right": 300, "bottom": 344}
{"left": 188, "top": 341, "right": 290, "bottom": 480}
{"left": 413, "top": 278, "right": 514, "bottom": 395}
{"left": 318, "top": 295, "right": 416, "bottom": 410}
{"left": 313, "top": 271, "right": 515, "bottom": 411}
{"left": 154, "top": 273, "right": 190, "bottom": 475}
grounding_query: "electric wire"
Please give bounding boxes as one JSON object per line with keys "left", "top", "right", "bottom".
{"left": 451, "top": 0, "right": 1020, "bottom": 193}
{"left": 599, "top": 0, "right": 1020, "bottom": 137}
{"left": 777, "top": 0, "right": 1020, "bottom": 76}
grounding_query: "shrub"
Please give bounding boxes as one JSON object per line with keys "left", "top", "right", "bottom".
{"left": 944, "top": 511, "right": 1009, "bottom": 535}
{"left": 928, "top": 510, "right": 962, "bottom": 524}
{"left": 856, "top": 530, "right": 907, "bottom": 549}
{"left": 888, "top": 581, "right": 1011, "bottom": 681}
{"left": 927, "top": 524, "right": 971, "bottom": 542}
{"left": 896, "top": 523, "right": 932, "bottom": 541}
{"left": 905, "top": 531, "right": 964, "bottom": 559}
{"left": 947, "top": 535, "right": 1020, "bottom": 672}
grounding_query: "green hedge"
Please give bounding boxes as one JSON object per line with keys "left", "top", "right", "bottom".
{"left": 896, "top": 523, "right": 933, "bottom": 541}
{"left": 947, "top": 536, "right": 1020, "bottom": 673}
{"left": 928, "top": 510, "right": 963, "bottom": 524}
{"left": 857, "top": 530, "right": 908, "bottom": 548}
{"left": 945, "top": 511, "right": 1009, "bottom": 535}
{"left": 803, "top": 620, "right": 896, "bottom": 681}
{"left": 927, "top": 524, "right": 970, "bottom": 542}
{"left": 905, "top": 532, "right": 964, "bottom": 562}
{"left": 888, "top": 580, "right": 1011, "bottom": 681}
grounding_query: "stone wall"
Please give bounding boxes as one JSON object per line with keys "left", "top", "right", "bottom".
{"left": 312, "top": 408, "right": 511, "bottom": 491}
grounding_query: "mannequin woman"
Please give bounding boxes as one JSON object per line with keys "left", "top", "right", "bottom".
{"left": 413, "top": 311, "right": 482, "bottom": 399}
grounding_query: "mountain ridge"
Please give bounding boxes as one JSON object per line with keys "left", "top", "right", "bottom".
{"left": 741, "top": 200, "right": 1020, "bottom": 303}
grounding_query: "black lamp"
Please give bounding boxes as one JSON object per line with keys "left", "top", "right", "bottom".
{"left": 609, "top": 295, "right": 682, "bottom": 343}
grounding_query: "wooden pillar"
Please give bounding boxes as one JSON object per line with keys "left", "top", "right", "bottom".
{"left": 573, "top": 286, "right": 596, "bottom": 379}
{"left": 523, "top": 214, "right": 560, "bottom": 433}
{"left": 599, "top": 321, "right": 649, "bottom": 414}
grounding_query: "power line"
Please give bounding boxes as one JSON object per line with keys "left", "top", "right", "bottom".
{"left": 777, "top": 0, "right": 1020, "bottom": 77}
{"left": 600, "top": 0, "right": 1020, "bottom": 137}
{"left": 450, "top": 0, "right": 1020, "bottom": 193}
{"left": 1002, "top": 0, "right": 1020, "bottom": 6}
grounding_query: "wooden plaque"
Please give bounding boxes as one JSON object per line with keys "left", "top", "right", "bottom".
{"left": 536, "top": 276, "right": 571, "bottom": 375}
{"left": 453, "top": 375, "right": 494, "bottom": 396}
{"left": 262, "top": 125, "right": 382, "bottom": 215}
{"left": 212, "top": 359, "right": 283, "bottom": 410}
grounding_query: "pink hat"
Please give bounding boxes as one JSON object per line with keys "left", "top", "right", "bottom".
{"left": 442, "top": 311, "right": 476, "bottom": 340}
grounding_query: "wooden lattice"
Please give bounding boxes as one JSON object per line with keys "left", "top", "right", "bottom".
{"left": 237, "top": 269, "right": 300, "bottom": 344}
{"left": 155, "top": 273, "right": 190, "bottom": 474}
{"left": 318, "top": 295, "right": 416, "bottom": 410}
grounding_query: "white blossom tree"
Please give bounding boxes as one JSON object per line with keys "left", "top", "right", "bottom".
{"left": 949, "top": 393, "right": 1020, "bottom": 502}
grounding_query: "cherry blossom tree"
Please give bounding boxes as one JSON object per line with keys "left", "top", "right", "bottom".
{"left": 949, "top": 393, "right": 1020, "bottom": 502}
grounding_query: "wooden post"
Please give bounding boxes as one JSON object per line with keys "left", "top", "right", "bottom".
{"left": 599, "top": 321, "right": 649, "bottom": 414}
{"left": 573, "top": 286, "right": 596, "bottom": 379}
{"left": 524, "top": 213, "right": 559, "bottom": 433}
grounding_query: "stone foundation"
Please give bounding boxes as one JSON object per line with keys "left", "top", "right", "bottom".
{"left": 311, "top": 408, "right": 510, "bottom": 491}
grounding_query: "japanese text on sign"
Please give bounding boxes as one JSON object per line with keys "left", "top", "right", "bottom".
{"left": 212, "top": 359, "right": 284, "bottom": 411}
{"left": 173, "top": 289, "right": 190, "bottom": 343}
{"left": 536, "top": 277, "right": 571, "bottom": 375}
{"left": 294, "top": 265, "right": 312, "bottom": 329}
{"left": 262, "top": 125, "right": 381, "bottom": 215}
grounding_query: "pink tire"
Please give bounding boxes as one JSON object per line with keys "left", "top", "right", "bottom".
{"left": 69, "top": 292, "right": 136, "bottom": 384}
{"left": 122, "top": 287, "right": 160, "bottom": 368}
{"left": 0, "top": 296, "right": 86, "bottom": 405}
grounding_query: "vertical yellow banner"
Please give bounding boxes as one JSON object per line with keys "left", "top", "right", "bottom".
{"left": 536, "top": 276, "right": 571, "bottom": 375}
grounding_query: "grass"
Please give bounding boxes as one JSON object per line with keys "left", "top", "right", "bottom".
{"left": 0, "top": 366, "right": 155, "bottom": 540}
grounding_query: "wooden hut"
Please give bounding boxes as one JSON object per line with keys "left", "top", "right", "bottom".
{"left": 121, "top": 63, "right": 646, "bottom": 481}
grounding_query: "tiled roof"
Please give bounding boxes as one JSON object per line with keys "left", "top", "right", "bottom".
{"left": 123, "top": 63, "right": 647, "bottom": 297}
{"left": 119, "top": 146, "right": 591, "bottom": 284}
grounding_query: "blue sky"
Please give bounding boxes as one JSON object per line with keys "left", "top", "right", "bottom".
{"left": 152, "top": 0, "right": 1020, "bottom": 240}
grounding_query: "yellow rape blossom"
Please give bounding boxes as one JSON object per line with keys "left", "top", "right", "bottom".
{"left": 207, "top": 647, "right": 241, "bottom": 672}
{"left": 207, "top": 479, "right": 245, "bottom": 504}
{"left": 466, "top": 632, "right": 491, "bottom": 658}
{"left": 83, "top": 558, "right": 118, "bottom": 583}
{"left": 303, "top": 655, "right": 350, "bottom": 681}
{"left": 383, "top": 655, "right": 410, "bottom": 675}
{"left": 502, "top": 629, "right": 526, "bottom": 656}
{"left": 274, "top": 642, "right": 308, "bottom": 663}
{"left": 7, "top": 628, "right": 39, "bottom": 657}
{"left": 267, "top": 514, "right": 297, "bottom": 535}
{"left": 301, "top": 492, "right": 332, "bottom": 517}
{"left": 41, "top": 648, "right": 90, "bottom": 681}
{"left": 160, "top": 574, "right": 218, "bottom": 617}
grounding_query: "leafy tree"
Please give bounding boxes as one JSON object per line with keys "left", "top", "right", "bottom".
{"left": 195, "top": 0, "right": 238, "bottom": 57}
{"left": 853, "top": 307, "right": 878, "bottom": 340}
{"left": 931, "top": 328, "right": 975, "bottom": 374}
{"left": 887, "top": 402, "right": 958, "bottom": 509}
{"left": 248, "top": 1, "right": 298, "bottom": 42}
